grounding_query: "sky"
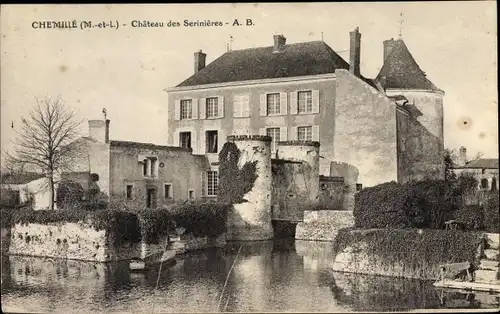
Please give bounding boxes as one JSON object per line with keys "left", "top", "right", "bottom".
{"left": 1, "top": 2, "right": 498, "bottom": 160}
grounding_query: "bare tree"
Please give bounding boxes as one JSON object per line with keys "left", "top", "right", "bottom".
{"left": 5, "top": 96, "right": 83, "bottom": 210}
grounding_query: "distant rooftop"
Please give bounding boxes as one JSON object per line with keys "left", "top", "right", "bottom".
{"left": 1, "top": 172, "right": 44, "bottom": 185}
{"left": 455, "top": 158, "right": 499, "bottom": 169}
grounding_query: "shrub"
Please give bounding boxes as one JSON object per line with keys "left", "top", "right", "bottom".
{"left": 354, "top": 180, "right": 459, "bottom": 229}
{"left": 169, "top": 201, "right": 230, "bottom": 238}
{"left": 354, "top": 181, "right": 410, "bottom": 229}
{"left": 56, "top": 180, "right": 85, "bottom": 209}
{"left": 1, "top": 207, "right": 16, "bottom": 229}
{"left": 454, "top": 205, "right": 484, "bottom": 231}
{"left": 136, "top": 208, "right": 175, "bottom": 244}
{"left": 332, "top": 228, "right": 483, "bottom": 279}
{"left": 404, "top": 180, "right": 458, "bottom": 229}
{"left": 484, "top": 192, "right": 499, "bottom": 233}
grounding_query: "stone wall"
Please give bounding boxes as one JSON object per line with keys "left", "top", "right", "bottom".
{"left": 8, "top": 222, "right": 111, "bottom": 262}
{"left": 272, "top": 141, "right": 320, "bottom": 221}
{"left": 319, "top": 177, "right": 347, "bottom": 210}
{"left": 295, "top": 210, "right": 354, "bottom": 241}
{"left": 396, "top": 103, "right": 444, "bottom": 182}
{"left": 169, "top": 233, "right": 226, "bottom": 254}
{"left": 329, "top": 162, "right": 359, "bottom": 210}
{"left": 334, "top": 69, "right": 398, "bottom": 187}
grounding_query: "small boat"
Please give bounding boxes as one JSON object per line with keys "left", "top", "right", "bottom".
{"left": 129, "top": 258, "right": 147, "bottom": 271}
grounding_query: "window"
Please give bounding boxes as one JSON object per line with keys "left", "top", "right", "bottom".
{"left": 142, "top": 157, "right": 158, "bottom": 178}
{"left": 234, "top": 94, "right": 250, "bottom": 117}
{"left": 297, "top": 126, "right": 312, "bottom": 141}
{"left": 207, "top": 171, "right": 218, "bottom": 197}
{"left": 481, "top": 178, "right": 489, "bottom": 189}
{"left": 206, "top": 131, "right": 218, "bottom": 153}
{"left": 206, "top": 97, "right": 218, "bottom": 118}
{"left": 266, "top": 128, "right": 281, "bottom": 154}
{"left": 180, "top": 99, "right": 193, "bottom": 120}
{"left": 164, "top": 184, "right": 172, "bottom": 200}
{"left": 179, "top": 132, "right": 191, "bottom": 149}
{"left": 298, "top": 91, "right": 313, "bottom": 113}
{"left": 356, "top": 184, "right": 363, "bottom": 192}
{"left": 126, "top": 185, "right": 133, "bottom": 200}
{"left": 188, "top": 190, "right": 194, "bottom": 200}
{"left": 267, "top": 93, "right": 280, "bottom": 115}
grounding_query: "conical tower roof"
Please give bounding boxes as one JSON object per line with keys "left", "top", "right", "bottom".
{"left": 376, "top": 39, "right": 443, "bottom": 92}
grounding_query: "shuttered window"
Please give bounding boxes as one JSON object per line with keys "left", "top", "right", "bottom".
{"left": 290, "top": 90, "right": 319, "bottom": 115}
{"left": 180, "top": 100, "right": 193, "bottom": 120}
{"left": 206, "top": 97, "right": 218, "bottom": 118}
{"left": 298, "top": 91, "right": 313, "bottom": 113}
{"left": 297, "top": 126, "right": 312, "bottom": 141}
{"left": 266, "top": 93, "right": 280, "bottom": 115}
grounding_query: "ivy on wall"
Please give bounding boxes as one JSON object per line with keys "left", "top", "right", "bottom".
{"left": 332, "top": 227, "right": 484, "bottom": 279}
{"left": 8, "top": 209, "right": 142, "bottom": 246}
{"left": 218, "top": 142, "right": 258, "bottom": 204}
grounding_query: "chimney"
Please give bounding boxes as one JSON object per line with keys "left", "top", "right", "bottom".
{"left": 459, "top": 146, "right": 467, "bottom": 166}
{"left": 194, "top": 49, "right": 206, "bottom": 74}
{"left": 349, "top": 27, "right": 361, "bottom": 77}
{"left": 273, "top": 34, "right": 286, "bottom": 52}
{"left": 383, "top": 38, "right": 396, "bottom": 62}
{"left": 89, "top": 119, "right": 110, "bottom": 143}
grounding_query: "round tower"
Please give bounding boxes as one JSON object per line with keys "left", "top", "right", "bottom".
{"left": 224, "top": 135, "right": 274, "bottom": 241}
{"left": 378, "top": 38, "right": 445, "bottom": 179}
{"left": 388, "top": 89, "right": 445, "bottom": 178}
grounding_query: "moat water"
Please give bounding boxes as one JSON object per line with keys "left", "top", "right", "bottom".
{"left": 1, "top": 239, "right": 498, "bottom": 313}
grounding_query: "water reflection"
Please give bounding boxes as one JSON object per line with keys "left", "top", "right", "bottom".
{"left": 1, "top": 239, "right": 498, "bottom": 313}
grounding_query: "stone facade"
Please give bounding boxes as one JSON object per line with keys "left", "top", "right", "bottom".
{"left": 60, "top": 119, "right": 210, "bottom": 208}
{"left": 108, "top": 141, "right": 208, "bottom": 207}
{"left": 167, "top": 77, "right": 337, "bottom": 176}
{"left": 333, "top": 69, "right": 399, "bottom": 187}
{"left": 166, "top": 30, "right": 445, "bottom": 190}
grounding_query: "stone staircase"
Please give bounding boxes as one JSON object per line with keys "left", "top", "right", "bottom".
{"left": 474, "top": 233, "right": 499, "bottom": 285}
{"left": 434, "top": 233, "right": 500, "bottom": 293}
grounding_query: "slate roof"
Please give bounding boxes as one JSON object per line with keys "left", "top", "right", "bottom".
{"left": 177, "top": 41, "right": 376, "bottom": 88}
{"left": 456, "top": 158, "right": 499, "bottom": 169}
{"left": 376, "top": 39, "right": 442, "bottom": 92}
